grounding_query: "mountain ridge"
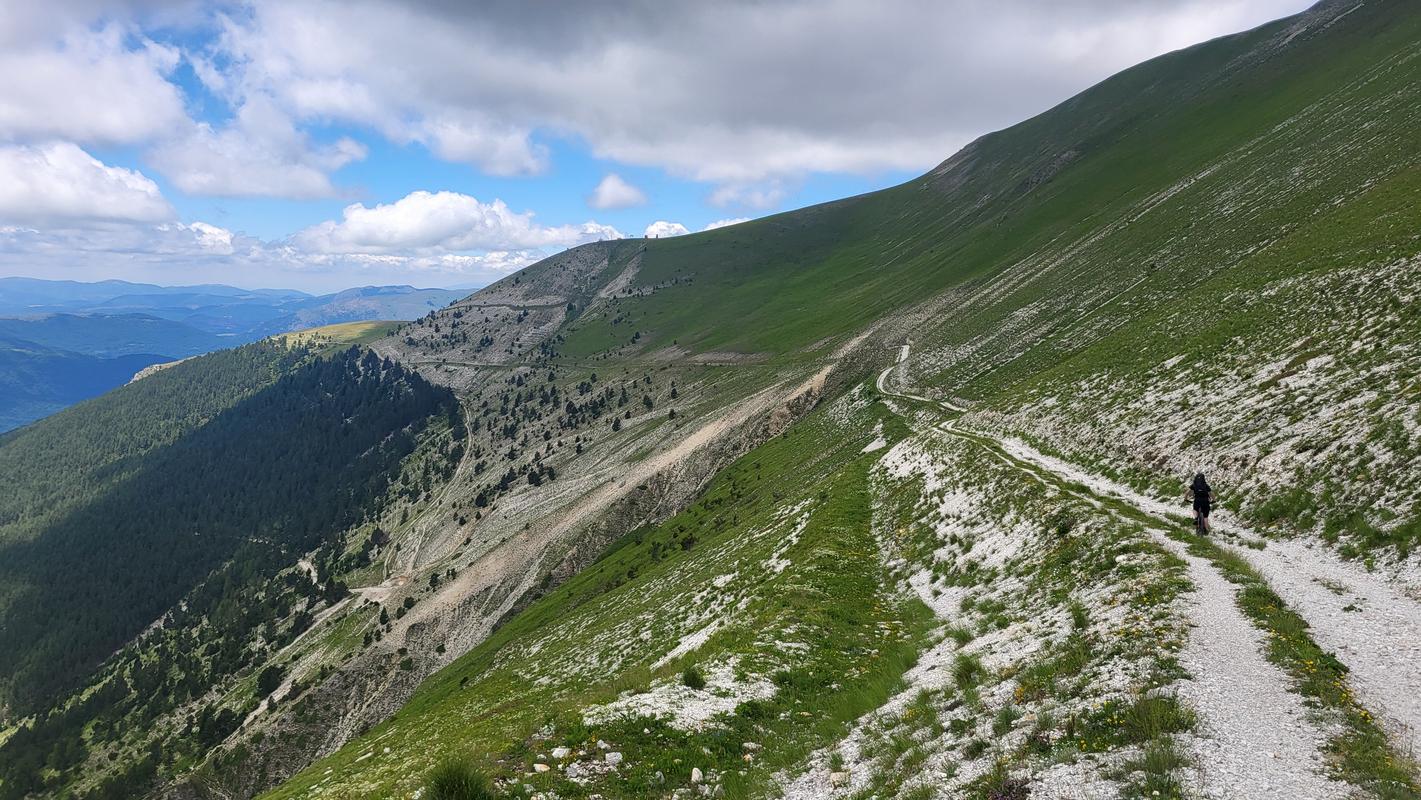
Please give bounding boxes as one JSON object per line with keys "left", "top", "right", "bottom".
{"left": 1, "top": 2, "right": 1418, "bottom": 798}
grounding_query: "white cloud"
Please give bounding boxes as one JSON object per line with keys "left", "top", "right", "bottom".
{"left": 0, "top": 0, "right": 1322, "bottom": 290}
{"left": 0, "top": 219, "right": 562, "bottom": 293}
{"left": 642, "top": 218, "right": 750, "bottom": 236}
{"left": 412, "top": 115, "right": 549, "bottom": 177}
{"left": 643, "top": 221, "right": 690, "bottom": 238}
{"left": 180, "top": 221, "right": 237, "bottom": 254}
{"left": 294, "top": 190, "right": 622, "bottom": 254}
{"left": 281, "top": 249, "right": 544, "bottom": 279}
{"left": 588, "top": 173, "right": 648, "bottom": 210}
{"left": 0, "top": 176, "right": 623, "bottom": 290}
{"left": 3, "top": 1, "right": 1315, "bottom": 207}
{"left": 0, "top": 142, "right": 173, "bottom": 225}
{"left": 703, "top": 217, "right": 750, "bottom": 231}
{"left": 200, "top": 0, "right": 1310, "bottom": 198}
{"left": 707, "top": 181, "right": 789, "bottom": 210}
{"left": 148, "top": 94, "right": 367, "bottom": 198}
{"left": 0, "top": 24, "right": 186, "bottom": 145}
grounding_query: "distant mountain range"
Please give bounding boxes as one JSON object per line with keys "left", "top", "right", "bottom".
{"left": 0, "top": 278, "right": 466, "bottom": 431}
{"left": 0, "top": 277, "right": 464, "bottom": 336}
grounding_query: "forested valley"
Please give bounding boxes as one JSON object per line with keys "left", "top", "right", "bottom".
{"left": 0, "top": 343, "right": 460, "bottom": 799}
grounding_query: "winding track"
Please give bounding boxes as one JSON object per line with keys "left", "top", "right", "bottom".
{"left": 874, "top": 346, "right": 1421, "bottom": 797}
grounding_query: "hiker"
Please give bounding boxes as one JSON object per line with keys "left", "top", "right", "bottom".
{"left": 1189, "top": 472, "right": 1212, "bottom": 534}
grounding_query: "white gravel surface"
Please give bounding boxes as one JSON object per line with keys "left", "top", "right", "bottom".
{"left": 985, "top": 430, "right": 1347, "bottom": 796}
{"left": 583, "top": 662, "right": 775, "bottom": 732}
{"left": 875, "top": 349, "right": 1415, "bottom": 796}
{"left": 1240, "top": 538, "right": 1421, "bottom": 758}
{"left": 992, "top": 433, "right": 1421, "bottom": 758}
{"left": 1155, "top": 535, "right": 1345, "bottom": 799}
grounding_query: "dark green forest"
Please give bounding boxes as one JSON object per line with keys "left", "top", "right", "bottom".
{"left": 0, "top": 342, "right": 455, "bottom": 725}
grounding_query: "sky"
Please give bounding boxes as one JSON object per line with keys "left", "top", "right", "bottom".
{"left": 0, "top": 0, "right": 1313, "bottom": 292}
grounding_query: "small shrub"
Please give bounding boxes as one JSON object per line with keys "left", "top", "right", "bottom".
{"left": 1122, "top": 739, "right": 1189, "bottom": 799}
{"left": 682, "top": 665, "right": 706, "bottom": 690}
{"left": 256, "top": 664, "right": 285, "bottom": 696}
{"left": 978, "top": 758, "right": 1031, "bottom": 800}
{"left": 424, "top": 757, "right": 494, "bottom": 800}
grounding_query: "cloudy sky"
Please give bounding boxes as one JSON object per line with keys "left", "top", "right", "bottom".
{"left": 0, "top": 0, "right": 1312, "bottom": 291}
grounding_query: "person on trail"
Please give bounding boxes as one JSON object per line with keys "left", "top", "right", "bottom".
{"left": 1189, "top": 472, "right": 1213, "bottom": 534}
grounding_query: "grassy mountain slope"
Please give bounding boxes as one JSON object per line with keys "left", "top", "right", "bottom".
{"left": 897, "top": 3, "right": 1421, "bottom": 554}
{"left": 251, "top": 2, "right": 1421, "bottom": 799}
{"left": 3, "top": 1, "right": 1419, "bottom": 799}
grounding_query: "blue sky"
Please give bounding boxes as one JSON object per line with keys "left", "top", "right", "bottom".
{"left": 0, "top": 0, "right": 1311, "bottom": 292}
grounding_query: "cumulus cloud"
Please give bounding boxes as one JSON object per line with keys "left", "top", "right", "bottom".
{"left": 0, "top": 142, "right": 173, "bottom": 225}
{"left": 294, "top": 190, "right": 622, "bottom": 254}
{"left": 588, "top": 173, "right": 648, "bottom": 210}
{"left": 148, "top": 95, "right": 367, "bottom": 198}
{"left": 0, "top": 24, "right": 186, "bottom": 145}
{"left": 1, "top": 0, "right": 1317, "bottom": 288}
{"left": 0, "top": 215, "right": 572, "bottom": 292}
{"left": 179, "top": 221, "right": 237, "bottom": 255}
{"left": 411, "top": 115, "right": 549, "bottom": 177}
{"left": 201, "top": 0, "right": 1309, "bottom": 199}
{"left": 0, "top": 179, "right": 620, "bottom": 290}
{"left": 643, "top": 218, "right": 752, "bottom": 237}
{"left": 644, "top": 221, "right": 691, "bottom": 238}
{"left": 0, "top": 10, "right": 366, "bottom": 200}
{"left": 703, "top": 217, "right": 750, "bottom": 231}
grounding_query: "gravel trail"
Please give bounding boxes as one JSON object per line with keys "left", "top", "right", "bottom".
{"left": 991, "top": 434, "right": 1421, "bottom": 759}
{"left": 1241, "top": 538, "right": 1421, "bottom": 758}
{"left": 1154, "top": 535, "right": 1345, "bottom": 798}
{"left": 873, "top": 345, "right": 1384, "bottom": 796}
{"left": 965, "top": 427, "right": 1348, "bottom": 796}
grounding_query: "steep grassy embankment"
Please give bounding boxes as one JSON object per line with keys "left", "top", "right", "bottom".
{"left": 259, "top": 2, "right": 1421, "bottom": 798}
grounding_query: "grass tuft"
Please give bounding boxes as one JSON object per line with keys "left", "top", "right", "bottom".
{"left": 424, "top": 757, "right": 495, "bottom": 800}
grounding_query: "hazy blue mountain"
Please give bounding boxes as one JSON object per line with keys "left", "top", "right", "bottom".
{"left": 0, "top": 313, "right": 228, "bottom": 359}
{"left": 0, "top": 280, "right": 465, "bottom": 430}
{"left": 0, "top": 278, "right": 463, "bottom": 336}
{"left": 0, "top": 278, "right": 308, "bottom": 316}
{"left": 0, "top": 334, "right": 169, "bottom": 432}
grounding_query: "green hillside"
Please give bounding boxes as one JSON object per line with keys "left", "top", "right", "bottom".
{"left": 251, "top": 2, "right": 1421, "bottom": 798}
{"left": 3, "top": 2, "right": 1420, "bottom": 799}
{"left": 0, "top": 343, "right": 460, "bottom": 799}
{"left": 552, "top": 1, "right": 1413, "bottom": 362}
